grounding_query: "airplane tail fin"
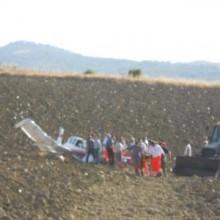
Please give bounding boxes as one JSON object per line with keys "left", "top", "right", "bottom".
{"left": 56, "top": 127, "right": 64, "bottom": 145}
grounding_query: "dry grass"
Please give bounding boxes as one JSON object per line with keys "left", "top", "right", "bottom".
{"left": 0, "top": 65, "right": 79, "bottom": 77}
{"left": 1, "top": 65, "right": 220, "bottom": 88}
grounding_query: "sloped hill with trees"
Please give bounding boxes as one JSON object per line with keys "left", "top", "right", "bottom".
{"left": 1, "top": 41, "right": 220, "bottom": 80}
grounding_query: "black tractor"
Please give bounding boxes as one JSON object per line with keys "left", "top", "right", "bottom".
{"left": 173, "top": 122, "right": 220, "bottom": 177}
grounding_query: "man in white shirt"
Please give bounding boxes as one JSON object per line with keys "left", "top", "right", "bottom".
{"left": 139, "top": 138, "right": 149, "bottom": 176}
{"left": 140, "top": 139, "right": 147, "bottom": 155}
{"left": 184, "top": 141, "right": 192, "bottom": 157}
{"left": 115, "top": 138, "right": 125, "bottom": 164}
{"left": 145, "top": 136, "right": 149, "bottom": 147}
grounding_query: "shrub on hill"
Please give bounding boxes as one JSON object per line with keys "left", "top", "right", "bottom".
{"left": 128, "top": 69, "right": 142, "bottom": 77}
{"left": 84, "top": 69, "right": 96, "bottom": 75}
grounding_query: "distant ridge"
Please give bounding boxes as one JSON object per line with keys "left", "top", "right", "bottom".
{"left": 0, "top": 41, "right": 220, "bottom": 81}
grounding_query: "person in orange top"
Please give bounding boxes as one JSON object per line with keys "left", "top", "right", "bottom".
{"left": 148, "top": 140, "right": 165, "bottom": 176}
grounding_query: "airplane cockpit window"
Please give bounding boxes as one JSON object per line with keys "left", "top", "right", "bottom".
{"left": 76, "top": 140, "right": 83, "bottom": 148}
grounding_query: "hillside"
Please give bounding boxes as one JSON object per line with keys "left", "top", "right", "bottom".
{"left": 1, "top": 41, "right": 220, "bottom": 80}
{"left": 1, "top": 71, "right": 220, "bottom": 153}
{"left": 1, "top": 71, "right": 220, "bottom": 219}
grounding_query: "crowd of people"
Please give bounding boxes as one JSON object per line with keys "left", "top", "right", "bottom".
{"left": 85, "top": 132, "right": 172, "bottom": 177}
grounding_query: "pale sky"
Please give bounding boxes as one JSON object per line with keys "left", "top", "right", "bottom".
{"left": 1, "top": 0, "right": 220, "bottom": 62}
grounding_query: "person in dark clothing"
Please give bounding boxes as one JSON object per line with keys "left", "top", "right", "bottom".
{"left": 160, "top": 142, "right": 171, "bottom": 177}
{"left": 86, "top": 134, "right": 95, "bottom": 163}
{"left": 106, "top": 133, "right": 115, "bottom": 166}
{"left": 130, "top": 140, "right": 142, "bottom": 176}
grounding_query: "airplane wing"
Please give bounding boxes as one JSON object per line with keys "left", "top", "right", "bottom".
{"left": 15, "top": 118, "right": 68, "bottom": 154}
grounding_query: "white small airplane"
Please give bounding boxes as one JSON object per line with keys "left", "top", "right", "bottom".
{"left": 15, "top": 118, "right": 92, "bottom": 162}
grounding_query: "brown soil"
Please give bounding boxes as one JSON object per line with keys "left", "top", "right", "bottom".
{"left": 0, "top": 72, "right": 220, "bottom": 220}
